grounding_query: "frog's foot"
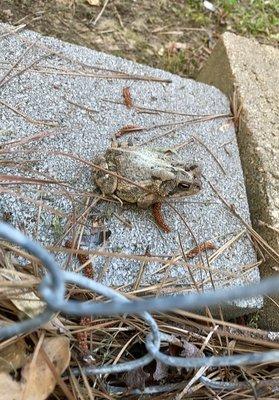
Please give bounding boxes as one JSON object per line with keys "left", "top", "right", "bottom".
{"left": 152, "top": 202, "right": 171, "bottom": 233}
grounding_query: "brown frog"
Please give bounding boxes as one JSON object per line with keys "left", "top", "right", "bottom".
{"left": 92, "top": 142, "right": 201, "bottom": 208}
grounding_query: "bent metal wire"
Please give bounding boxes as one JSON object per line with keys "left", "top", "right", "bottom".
{"left": 0, "top": 222, "right": 279, "bottom": 387}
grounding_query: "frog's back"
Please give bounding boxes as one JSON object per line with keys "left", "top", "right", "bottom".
{"left": 111, "top": 146, "right": 171, "bottom": 181}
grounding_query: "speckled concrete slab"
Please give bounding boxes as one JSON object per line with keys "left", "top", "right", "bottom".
{"left": 0, "top": 24, "right": 261, "bottom": 315}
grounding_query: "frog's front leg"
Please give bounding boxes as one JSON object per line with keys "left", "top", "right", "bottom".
{"left": 93, "top": 156, "right": 118, "bottom": 195}
{"left": 137, "top": 193, "right": 157, "bottom": 209}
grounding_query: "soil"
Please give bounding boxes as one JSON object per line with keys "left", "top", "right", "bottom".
{"left": 0, "top": 0, "right": 278, "bottom": 78}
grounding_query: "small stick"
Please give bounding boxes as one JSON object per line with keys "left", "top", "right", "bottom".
{"left": 64, "top": 97, "right": 98, "bottom": 114}
{"left": 0, "top": 130, "right": 56, "bottom": 149}
{"left": 192, "top": 134, "right": 226, "bottom": 175}
{"left": 0, "top": 54, "right": 51, "bottom": 88}
{"left": 114, "top": 6, "right": 124, "bottom": 29}
{"left": 0, "top": 40, "right": 38, "bottom": 86}
{"left": 91, "top": 0, "right": 110, "bottom": 26}
{"left": 133, "top": 246, "right": 151, "bottom": 290}
{"left": 258, "top": 220, "right": 279, "bottom": 234}
{"left": 136, "top": 104, "right": 224, "bottom": 117}
{"left": 0, "top": 99, "right": 59, "bottom": 127}
{"left": 14, "top": 34, "right": 168, "bottom": 80}
{"left": 115, "top": 125, "right": 144, "bottom": 138}
{"left": 0, "top": 24, "right": 26, "bottom": 39}
{"left": 10, "top": 64, "right": 171, "bottom": 83}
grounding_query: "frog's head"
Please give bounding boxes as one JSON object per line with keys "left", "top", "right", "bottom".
{"left": 172, "top": 165, "right": 202, "bottom": 197}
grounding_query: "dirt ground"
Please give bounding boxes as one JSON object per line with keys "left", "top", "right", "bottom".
{"left": 1, "top": 0, "right": 278, "bottom": 77}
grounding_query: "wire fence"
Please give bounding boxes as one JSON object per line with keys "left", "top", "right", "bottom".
{"left": 0, "top": 222, "right": 279, "bottom": 394}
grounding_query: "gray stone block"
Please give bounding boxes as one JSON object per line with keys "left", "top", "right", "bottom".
{"left": 0, "top": 24, "right": 261, "bottom": 316}
{"left": 197, "top": 32, "right": 279, "bottom": 327}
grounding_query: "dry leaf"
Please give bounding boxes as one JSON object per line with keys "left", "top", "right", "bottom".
{"left": 153, "top": 360, "right": 169, "bottom": 381}
{"left": 186, "top": 241, "right": 216, "bottom": 259}
{"left": 0, "top": 336, "right": 70, "bottom": 400}
{"left": 166, "top": 42, "right": 188, "bottom": 54}
{"left": 181, "top": 340, "right": 202, "bottom": 358}
{"left": 122, "top": 87, "right": 133, "bottom": 108}
{"left": 124, "top": 366, "right": 149, "bottom": 390}
{"left": 0, "top": 252, "right": 45, "bottom": 318}
{"left": 0, "top": 372, "right": 22, "bottom": 399}
{"left": 87, "top": 0, "right": 100, "bottom": 5}
{"left": 0, "top": 339, "right": 28, "bottom": 373}
{"left": 0, "top": 251, "right": 68, "bottom": 334}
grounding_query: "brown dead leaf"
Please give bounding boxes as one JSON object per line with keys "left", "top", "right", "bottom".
{"left": 123, "top": 87, "right": 133, "bottom": 108}
{"left": 186, "top": 241, "right": 216, "bottom": 259}
{"left": 124, "top": 366, "right": 150, "bottom": 390}
{"left": 181, "top": 340, "right": 203, "bottom": 358}
{"left": 153, "top": 360, "right": 169, "bottom": 381}
{"left": 86, "top": 0, "right": 100, "bottom": 5}
{"left": 0, "top": 339, "right": 28, "bottom": 373}
{"left": 0, "top": 251, "right": 68, "bottom": 334}
{"left": 0, "top": 252, "right": 45, "bottom": 318}
{"left": 166, "top": 42, "right": 188, "bottom": 54}
{"left": 0, "top": 336, "right": 70, "bottom": 400}
{"left": 0, "top": 372, "right": 22, "bottom": 399}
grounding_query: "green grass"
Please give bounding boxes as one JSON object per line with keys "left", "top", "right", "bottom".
{"left": 217, "top": 0, "right": 279, "bottom": 35}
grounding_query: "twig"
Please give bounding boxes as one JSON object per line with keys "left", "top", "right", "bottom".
{"left": 192, "top": 134, "right": 226, "bottom": 175}
{"left": 114, "top": 6, "right": 124, "bottom": 29}
{"left": 0, "top": 131, "right": 56, "bottom": 150}
{"left": 140, "top": 128, "right": 176, "bottom": 146}
{"left": 258, "top": 220, "right": 279, "bottom": 234}
{"left": 115, "top": 125, "right": 144, "bottom": 138}
{"left": 0, "top": 24, "right": 26, "bottom": 39}
{"left": 27, "top": 65, "right": 171, "bottom": 82}
{"left": 143, "top": 114, "right": 232, "bottom": 135}
{"left": 136, "top": 104, "right": 225, "bottom": 117}
{"left": 0, "top": 40, "right": 38, "bottom": 86}
{"left": 0, "top": 99, "right": 59, "bottom": 127}
{"left": 64, "top": 97, "right": 98, "bottom": 114}
{"left": 204, "top": 177, "right": 279, "bottom": 262}
{"left": 0, "top": 174, "right": 65, "bottom": 186}
{"left": 103, "top": 98, "right": 231, "bottom": 119}
{"left": 1, "top": 54, "right": 52, "bottom": 89}
{"left": 91, "top": 0, "right": 110, "bottom": 26}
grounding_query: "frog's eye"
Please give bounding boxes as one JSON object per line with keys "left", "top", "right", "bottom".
{"left": 178, "top": 183, "right": 191, "bottom": 190}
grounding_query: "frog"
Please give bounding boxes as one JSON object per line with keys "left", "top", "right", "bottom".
{"left": 92, "top": 142, "right": 202, "bottom": 209}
